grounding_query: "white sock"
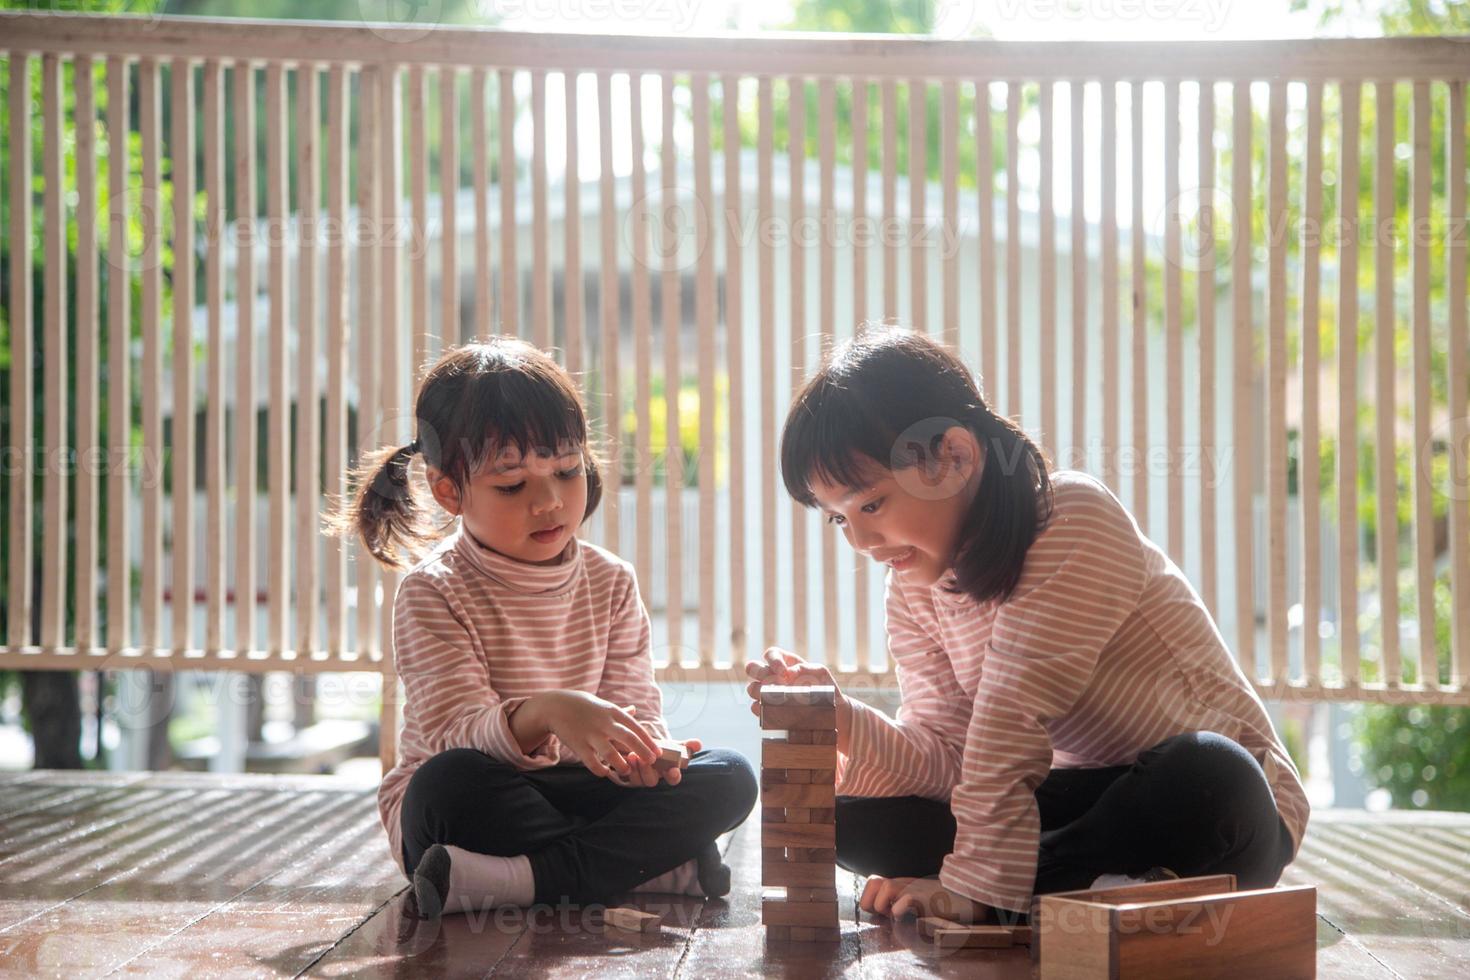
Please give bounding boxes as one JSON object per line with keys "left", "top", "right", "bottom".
{"left": 1089, "top": 872, "right": 1142, "bottom": 889}
{"left": 441, "top": 845, "right": 535, "bottom": 911}
{"left": 631, "top": 857, "right": 703, "bottom": 896}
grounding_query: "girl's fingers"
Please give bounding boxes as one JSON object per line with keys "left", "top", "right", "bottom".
{"left": 608, "top": 726, "right": 655, "bottom": 766}
{"left": 743, "top": 660, "right": 770, "bottom": 682}
{"left": 580, "top": 745, "right": 612, "bottom": 779}
{"left": 682, "top": 738, "right": 702, "bottom": 754}
{"left": 610, "top": 711, "right": 659, "bottom": 761}
{"left": 663, "top": 766, "right": 683, "bottom": 786}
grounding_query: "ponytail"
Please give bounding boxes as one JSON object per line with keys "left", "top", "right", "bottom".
{"left": 328, "top": 440, "right": 436, "bottom": 571}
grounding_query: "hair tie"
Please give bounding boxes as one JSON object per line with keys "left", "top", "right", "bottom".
{"left": 407, "top": 438, "right": 421, "bottom": 456}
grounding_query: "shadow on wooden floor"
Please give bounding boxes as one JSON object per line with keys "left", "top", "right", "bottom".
{"left": 1, "top": 770, "right": 1466, "bottom": 978}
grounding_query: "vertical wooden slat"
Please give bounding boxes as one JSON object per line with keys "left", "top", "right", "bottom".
{"left": 1101, "top": 81, "right": 1118, "bottom": 496}
{"left": 408, "top": 66, "right": 428, "bottom": 374}
{"left": 631, "top": 73, "right": 653, "bottom": 612}
{"left": 441, "top": 67, "right": 459, "bottom": 350}
{"left": 1266, "top": 82, "right": 1288, "bottom": 683}
{"left": 170, "top": 58, "right": 195, "bottom": 654}
{"left": 472, "top": 67, "right": 491, "bottom": 340}
{"left": 7, "top": 54, "right": 33, "bottom": 649}
{"left": 759, "top": 75, "right": 777, "bottom": 647}
{"left": 1373, "top": 80, "right": 1400, "bottom": 685}
{"left": 723, "top": 74, "right": 746, "bottom": 665}
{"left": 324, "top": 65, "right": 348, "bottom": 657}
{"left": 1198, "top": 82, "right": 1218, "bottom": 618}
{"left": 379, "top": 63, "right": 404, "bottom": 769}
{"left": 977, "top": 80, "right": 997, "bottom": 400}
{"left": 355, "top": 67, "right": 380, "bottom": 661}
{"left": 499, "top": 68, "right": 518, "bottom": 335}
{"left": 1070, "top": 80, "right": 1087, "bottom": 468}
{"left": 1039, "top": 81, "right": 1056, "bottom": 458}
{"left": 140, "top": 57, "right": 163, "bottom": 652}
{"left": 693, "top": 73, "right": 716, "bottom": 668}
{"left": 1165, "top": 79, "right": 1183, "bottom": 563}
{"left": 265, "top": 63, "right": 290, "bottom": 656}
{"left": 531, "top": 69, "right": 549, "bottom": 351}
{"left": 819, "top": 76, "right": 838, "bottom": 665}
{"left": 233, "top": 61, "right": 257, "bottom": 655}
{"left": 661, "top": 73, "right": 684, "bottom": 659}
{"left": 1409, "top": 80, "right": 1436, "bottom": 686}
{"left": 202, "top": 59, "right": 225, "bottom": 654}
{"left": 1336, "top": 80, "right": 1362, "bottom": 687}
{"left": 74, "top": 57, "right": 99, "bottom": 652}
{"left": 1006, "top": 81, "right": 1021, "bottom": 420}
{"left": 40, "top": 53, "right": 68, "bottom": 651}
{"left": 789, "top": 76, "right": 808, "bottom": 655}
{"left": 296, "top": 63, "right": 320, "bottom": 658}
{"left": 908, "top": 78, "right": 926, "bottom": 336}
{"left": 941, "top": 77, "right": 958, "bottom": 349}
{"left": 1231, "top": 81, "right": 1254, "bottom": 672}
{"left": 106, "top": 55, "right": 131, "bottom": 652}
{"left": 1131, "top": 81, "right": 1148, "bottom": 533}
{"left": 1300, "top": 81, "right": 1323, "bottom": 684}
{"left": 1448, "top": 80, "right": 1469, "bottom": 687}
{"left": 597, "top": 71, "right": 620, "bottom": 554}
{"left": 564, "top": 72, "right": 583, "bottom": 380}
{"left": 852, "top": 77, "right": 871, "bottom": 671}
{"left": 883, "top": 78, "right": 898, "bottom": 326}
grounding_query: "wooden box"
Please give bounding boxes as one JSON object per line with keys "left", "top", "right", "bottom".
{"left": 1034, "top": 874, "right": 1316, "bottom": 979}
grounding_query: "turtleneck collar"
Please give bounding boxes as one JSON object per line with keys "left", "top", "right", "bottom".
{"left": 452, "top": 522, "right": 583, "bottom": 597}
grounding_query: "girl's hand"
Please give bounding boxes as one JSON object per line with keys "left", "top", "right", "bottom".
{"left": 539, "top": 690, "right": 660, "bottom": 781}
{"left": 858, "top": 876, "right": 986, "bottom": 924}
{"left": 743, "top": 646, "right": 840, "bottom": 712}
{"left": 743, "top": 647, "right": 852, "bottom": 749}
{"left": 610, "top": 734, "right": 703, "bottom": 788}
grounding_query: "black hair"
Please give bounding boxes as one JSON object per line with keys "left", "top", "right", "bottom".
{"left": 781, "top": 327, "right": 1053, "bottom": 605}
{"left": 328, "top": 336, "right": 603, "bottom": 570}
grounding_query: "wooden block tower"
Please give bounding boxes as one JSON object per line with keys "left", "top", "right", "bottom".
{"left": 759, "top": 684, "right": 840, "bottom": 943}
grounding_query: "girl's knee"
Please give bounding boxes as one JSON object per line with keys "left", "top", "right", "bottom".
{"left": 685, "top": 747, "right": 758, "bottom": 826}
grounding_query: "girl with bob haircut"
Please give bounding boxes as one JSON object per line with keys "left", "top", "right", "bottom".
{"left": 746, "top": 327, "right": 1307, "bottom": 925}
{"left": 337, "top": 336, "right": 755, "bottom": 918}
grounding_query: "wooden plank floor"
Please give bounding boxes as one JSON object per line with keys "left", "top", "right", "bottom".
{"left": 2, "top": 772, "right": 1467, "bottom": 978}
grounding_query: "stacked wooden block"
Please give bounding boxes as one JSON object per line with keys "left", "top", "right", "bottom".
{"left": 759, "top": 684, "right": 840, "bottom": 943}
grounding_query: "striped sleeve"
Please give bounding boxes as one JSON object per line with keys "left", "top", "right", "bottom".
{"left": 595, "top": 566, "right": 671, "bottom": 743}
{"left": 939, "top": 498, "right": 1147, "bottom": 912}
{"left": 838, "top": 576, "right": 969, "bottom": 800}
{"left": 392, "top": 572, "right": 563, "bottom": 769}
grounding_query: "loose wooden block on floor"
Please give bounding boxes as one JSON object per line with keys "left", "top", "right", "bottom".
{"left": 604, "top": 906, "right": 664, "bottom": 934}
{"left": 918, "top": 916, "right": 1022, "bottom": 948}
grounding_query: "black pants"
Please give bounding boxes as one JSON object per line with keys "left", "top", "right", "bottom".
{"left": 399, "top": 746, "right": 758, "bottom": 906}
{"left": 836, "top": 731, "right": 1295, "bottom": 906}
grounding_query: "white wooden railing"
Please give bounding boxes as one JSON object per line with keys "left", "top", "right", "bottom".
{"left": 1, "top": 13, "right": 1468, "bottom": 775}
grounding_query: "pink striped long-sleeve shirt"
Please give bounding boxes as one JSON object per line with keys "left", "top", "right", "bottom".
{"left": 377, "top": 525, "right": 670, "bottom": 876}
{"left": 838, "top": 470, "right": 1309, "bottom": 913}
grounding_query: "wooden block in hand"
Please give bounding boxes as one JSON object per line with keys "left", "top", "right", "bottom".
{"left": 759, "top": 684, "right": 837, "bottom": 706}
{"left": 760, "top": 702, "right": 837, "bottom": 732}
{"left": 652, "top": 738, "right": 689, "bottom": 773}
{"left": 605, "top": 906, "right": 664, "bottom": 934}
{"left": 917, "top": 917, "right": 1015, "bottom": 948}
